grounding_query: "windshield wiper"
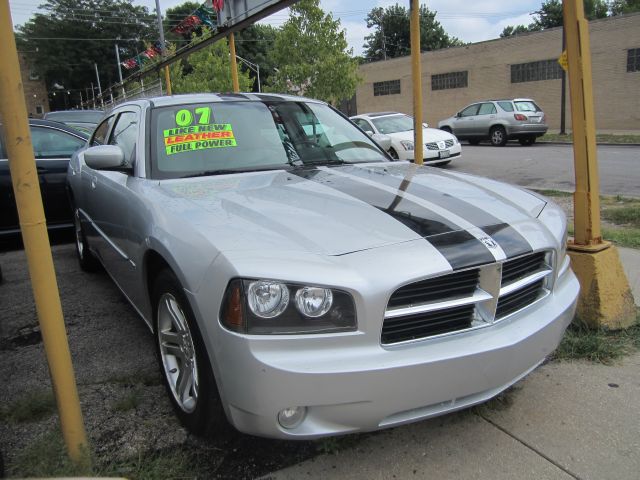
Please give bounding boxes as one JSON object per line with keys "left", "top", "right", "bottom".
{"left": 180, "top": 166, "right": 291, "bottom": 178}
{"left": 299, "top": 159, "right": 347, "bottom": 166}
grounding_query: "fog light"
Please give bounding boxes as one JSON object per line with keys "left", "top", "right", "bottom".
{"left": 277, "top": 406, "right": 306, "bottom": 429}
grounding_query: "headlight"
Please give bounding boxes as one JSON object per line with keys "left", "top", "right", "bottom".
{"left": 453, "top": 135, "right": 460, "bottom": 145}
{"left": 400, "top": 140, "right": 414, "bottom": 151}
{"left": 221, "top": 279, "right": 356, "bottom": 334}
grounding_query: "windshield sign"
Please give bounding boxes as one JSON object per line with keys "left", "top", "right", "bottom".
{"left": 151, "top": 101, "right": 387, "bottom": 179}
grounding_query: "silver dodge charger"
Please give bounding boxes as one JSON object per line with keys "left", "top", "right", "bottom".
{"left": 67, "top": 93, "right": 579, "bottom": 439}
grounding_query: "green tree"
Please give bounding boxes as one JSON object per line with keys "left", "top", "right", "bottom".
{"left": 16, "top": 0, "right": 157, "bottom": 101}
{"left": 501, "top": 0, "right": 609, "bottom": 37}
{"left": 235, "top": 24, "right": 278, "bottom": 91}
{"left": 363, "top": 3, "right": 463, "bottom": 61}
{"left": 170, "top": 32, "right": 252, "bottom": 94}
{"left": 268, "top": 0, "right": 360, "bottom": 105}
{"left": 609, "top": 0, "right": 640, "bottom": 15}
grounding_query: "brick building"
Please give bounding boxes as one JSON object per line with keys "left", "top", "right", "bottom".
{"left": 356, "top": 12, "right": 640, "bottom": 133}
{"left": 18, "top": 53, "right": 49, "bottom": 118}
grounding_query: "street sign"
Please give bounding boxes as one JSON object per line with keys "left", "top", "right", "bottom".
{"left": 558, "top": 50, "right": 568, "bottom": 72}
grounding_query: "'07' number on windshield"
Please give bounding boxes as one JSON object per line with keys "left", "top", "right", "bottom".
{"left": 175, "top": 107, "right": 211, "bottom": 127}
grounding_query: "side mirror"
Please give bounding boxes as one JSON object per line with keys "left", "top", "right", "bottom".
{"left": 455, "top": 112, "right": 461, "bottom": 118}
{"left": 371, "top": 133, "right": 392, "bottom": 151}
{"left": 84, "top": 145, "right": 128, "bottom": 170}
{"left": 365, "top": 130, "right": 374, "bottom": 136}
{"left": 423, "top": 123, "right": 429, "bottom": 128}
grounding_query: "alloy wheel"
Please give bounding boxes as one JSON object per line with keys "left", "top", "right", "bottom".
{"left": 157, "top": 293, "right": 199, "bottom": 413}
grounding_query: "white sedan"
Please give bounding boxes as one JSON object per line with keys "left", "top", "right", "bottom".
{"left": 351, "top": 112, "right": 461, "bottom": 165}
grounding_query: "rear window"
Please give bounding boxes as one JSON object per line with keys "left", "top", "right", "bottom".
{"left": 497, "top": 101, "right": 514, "bottom": 112}
{"left": 514, "top": 101, "right": 541, "bottom": 112}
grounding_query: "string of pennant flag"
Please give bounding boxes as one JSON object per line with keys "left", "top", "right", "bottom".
{"left": 120, "top": 0, "right": 223, "bottom": 71}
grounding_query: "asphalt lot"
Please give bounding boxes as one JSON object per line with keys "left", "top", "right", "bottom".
{"left": 448, "top": 142, "right": 640, "bottom": 197}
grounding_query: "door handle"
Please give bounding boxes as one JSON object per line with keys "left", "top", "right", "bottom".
{"left": 91, "top": 175, "right": 97, "bottom": 189}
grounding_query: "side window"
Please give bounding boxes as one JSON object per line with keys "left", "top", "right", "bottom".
{"left": 460, "top": 104, "right": 479, "bottom": 117}
{"left": 108, "top": 111, "right": 138, "bottom": 165}
{"left": 91, "top": 116, "right": 115, "bottom": 146}
{"left": 498, "top": 101, "right": 514, "bottom": 112}
{"left": 478, "top": 103, "right": 497, "bottom": 115}
{"left": 353, "top": 119, "right": 373, "bottom": 132}
{"left": 30, "top": 127, "right": 86, "bottom": 159}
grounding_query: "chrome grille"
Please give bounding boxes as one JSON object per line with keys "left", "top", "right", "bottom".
{"left": 382, "top": 305, "right": 474, "bottom": 344}
{"left": 382, "top": 251, "right": 553, "bottom": 345}
{"left": 425, "top": 142, "right": 439, "bottom": 150}
{"left": 445, "top": 139, "right": 454, "bottom": 148}
{"left": 387, "top": 269, "right": 479, "bottom": 308}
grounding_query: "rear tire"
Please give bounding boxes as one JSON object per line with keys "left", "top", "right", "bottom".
{"left": 73, "top": 208, "right": 99, "bottom": 272}
{"left": 490, "top": 126, "right": 507, "bottom": 146}
{"left": 152, "top": 269, "right": 228, "bottom": 437}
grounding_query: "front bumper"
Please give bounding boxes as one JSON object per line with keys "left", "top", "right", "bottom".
{"left": 401, "top": 142, "right": 462, "bottom": 164}
{"left": 206, "top": 269, "right": 579, "bottom": 439}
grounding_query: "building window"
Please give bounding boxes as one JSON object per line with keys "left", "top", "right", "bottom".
{"left": 36, "top": 105, "right": 44, "bottom": 115}
{"left": 373, "top": 79, "right": 401, "bottom": 96}
{"left": 431, "top": 71, "right": 468, "bottom": 91}
{"left": 628, "top": 48, "right": 640, "bottom": 72}
{"left": 511, "top": 59, "right": 562, "bottom": 83}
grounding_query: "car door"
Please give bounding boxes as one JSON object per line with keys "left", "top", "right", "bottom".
{"left": 451, "top": 104, "right": 480, "bottom": 137}
{"left": 353, "top": 118, "right": 375, "bottom": 135}
{"left": 0, "top": 124, "right": 86, "bottom": 236}
{"left": 472, "top": 102, "right": 498, "bottom": 136}
{"left": 30, "top": 125, "right": 87, "bottom": 227}
{"left": 82, "top": 109, "right": 140, "bottom": 285}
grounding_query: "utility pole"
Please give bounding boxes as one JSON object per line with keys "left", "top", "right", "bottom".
{"left": 560, "top": 29, "right": 567, "bottom": 135}
{"left": 379, "top": 12, "right": 387, "bottom": 60}
{"left": 563, "top": 0, "right": 634, "bottom": 329}
{"left": 0, "top": 0, "right": 88, "bottom": 464}
{"left": 228, "top": 33, "right": 240, "bottom": 92}
{"left": 115, "top": 43, "right": 126, "bottom": 99}
{"left": 93, "top": 63, "right": 103, "bottom": 108}
{"left": 155, "top": 0, "right": 172, "bottom": 95}
{"left": 90, "top": 82, "right": 96, "bottom": 109}
{"left": 410, "top": 0, "right": 423, "bottom": 165}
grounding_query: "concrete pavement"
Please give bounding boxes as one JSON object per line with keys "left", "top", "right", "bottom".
{"left": 266, "top": 248, "right": 640, "bottom": 480}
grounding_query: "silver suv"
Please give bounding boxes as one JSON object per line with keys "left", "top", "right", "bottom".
{"left": 438, "top": 99, "right": 548, "bottom": 146}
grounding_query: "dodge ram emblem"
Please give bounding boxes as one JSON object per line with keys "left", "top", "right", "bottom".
{"left": 479, "top": 236, "right": 498, "bottom": 249}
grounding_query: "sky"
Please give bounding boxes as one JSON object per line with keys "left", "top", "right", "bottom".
{"left": 9, "top": 0, "right": 542, "bottom": 55}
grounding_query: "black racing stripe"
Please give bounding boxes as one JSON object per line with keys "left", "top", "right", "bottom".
{"left": 346, "top": 165, "right": 532, "bottom": 258}
{"left": 292, "top": 168, "right": 457, "bottom": 236}
{"left": 427, "top": 231, "right": 496, "bottom": 270}
{"left": 291, "top": 167, "right": 495, "bottom": 270}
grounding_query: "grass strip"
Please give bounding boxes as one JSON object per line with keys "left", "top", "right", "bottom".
{"left": 540, "top": 133, "right": 640, "bottom": 144}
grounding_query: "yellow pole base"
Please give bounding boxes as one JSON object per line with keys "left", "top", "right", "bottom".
{"left": 568, "top": 243, "right": 636, "bottom": 330}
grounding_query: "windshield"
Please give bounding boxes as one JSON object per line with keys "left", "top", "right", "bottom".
{"left": 514, "top": 101, "right": 541, "bottom": 112}
{"left": 151, "top": 101, "right": 387, "bottom": 179}
{"left": 45, "top": 111, "right": 104, "bottom": 124}
{"left": 371, "top": 114, "right": 414, "bottom": 134}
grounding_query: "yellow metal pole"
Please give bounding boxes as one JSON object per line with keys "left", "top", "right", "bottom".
{"left": 164, "top": 65, "right": 172, "bottom": 95}
{"left": 562, "top": 0, "right": 635, "bottom": 330}
{"left": 228, "top": 32, "right": 240, "bottom": 93}
{"left": 0, "top": 0, "right": 88, "bottom": 462}
{"left": 563, "top": 0, "right": 601, "bottom": 246}
{"left": 410, "top": 0, "right": 423, "bottom": 165}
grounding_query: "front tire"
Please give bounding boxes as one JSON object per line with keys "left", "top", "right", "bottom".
{"left": 490, "top": 126, "right": 507, "bottom": 146}
{"left": 73, "top": 208, "right": 99, "bottom": 272}
{"left": 152, "top": 269, "right": 227, "bottom": 436}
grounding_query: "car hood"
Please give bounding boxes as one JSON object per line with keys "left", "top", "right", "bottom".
{"left": 153, "top": 163, "right": 545, "bottom": 258}
{"left": 388, "top": 128, "right": 455, "bottom": 143}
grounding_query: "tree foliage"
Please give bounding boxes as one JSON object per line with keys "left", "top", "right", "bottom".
{"left": 268, "top": 0, "right": 360, "bottom": 104}
{"left": 500, "top": 0, "right": 636, "bottom": 37}
{"left": 17, "top": 0, "right": 157, "bottom": 96}
{"left": 235, "top": 24, "right": 278, "bottom": 91}
{"left": 363, "top": 3, "right": 463, "bottom": 61}
{"left": 170, "top": 32, "right": 252, "bottom": 94}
